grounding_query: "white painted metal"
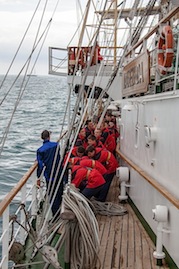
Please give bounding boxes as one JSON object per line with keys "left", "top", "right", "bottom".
{"left": 0, "top": 168, "right": 39, "bottom": 269}
{"left": 1, "top": 207, "right": 9, "bottom": 269}
{"left": 119, "top": 93, "right": 179, "bottom": 267}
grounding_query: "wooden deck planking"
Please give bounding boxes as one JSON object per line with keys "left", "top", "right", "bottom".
{"left": 95, "top": 176, "right": 169, "bottom": 269}
{"left": 133, "top": 218, "right": 143, "bottom": 269}
{"left": 96, "top": 216, "right": 112, "bottom": 268}
{"left": 111, "top": 217, "right": 123, "bottom": 269}
{"left": 127, "top": 210, "right": 135, "bottom": 268}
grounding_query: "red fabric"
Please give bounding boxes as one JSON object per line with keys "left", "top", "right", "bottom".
{"left": 63, "top": 147, "right": 78, "bottom": 166}
{"left": 75, "top": 135, "right": 88, "bottom": 148}
{"left": 103, "top": 133, "right": 116, "bottom": 153}
{"left": 71, "top": 165, "right": 105, "bottom": 188}
{"left": 101, "top": 127, "right": 110, "bottom": 143}
{"left": 87, "top": 139, "right": 105, "bottom": 149}
{"left": 97, "top": 46, "right": 103, "bottom": 61}
{"left": 94, "top": 148, "right": 118, "bottom": 174}
{"left": 69, "top": 157, "right": 81, "bottom": 165}
{"left": 109, "top": 126, "right": 120, "bottom": 139}
{"left": 79, "top": 159, "right": 107, "bottom": 175}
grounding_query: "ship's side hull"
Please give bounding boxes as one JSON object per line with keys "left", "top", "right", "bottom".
{"left": 119, "top": 93, "right": 179, "bottom": 268}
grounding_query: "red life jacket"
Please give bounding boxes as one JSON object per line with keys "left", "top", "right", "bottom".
{"left": 103, "top": 132, "right": 116, "bottom": 153}
{"left": 71, "top": 165, "right": 105, "bottom": 188}
{"left": 79, "top": 159, "right": 107, "bottom": 175}
{"left": 93, "top": 148, "right": 118, "bottom": 174}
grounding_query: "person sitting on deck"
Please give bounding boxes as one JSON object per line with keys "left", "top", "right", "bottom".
{"left": 108, "top": 121, "right": 120, "bottom": 141}
{"left": 79, "top": 158, "right": 107, "bottom": 176}
{"left": 94, "top": 128, "right": 104, "bottom": 144}
{"left": 87, "top": 134, "right": 105, "bottom": 149}
{"left": 85, "top": 119, "right": 95, "bottom": 138}
{"left": 36, "top": 130, "right": 63, "bottom": 216}
{"left": 101, "top": 120, "right": 117, "bottom": 154}
{"left": 85, "top": 145, "right": 119, "bottom": 201}
{"left": 70, "top": 165, "right": 106, "bottom": 201}
{"left": 75, "top": 127, "right": 88, "bottom": 148}
{"left": 63, "top": 146, "right": 85, "bottom": 166}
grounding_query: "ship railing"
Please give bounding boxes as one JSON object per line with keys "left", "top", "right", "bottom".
{"left": 0, "top": 163, "right": 39, "bottom": 269}
{"left": 121, "top": 6, "right": 179, "bottom": 97}
{"left": 0, "top": 129, "right": 71, "bottom": 269}
{"left": 48, "top": 47, "right": 68, "bottom": 76}
{"left": 49, "top": 46, "right": 121, "bottom": 77}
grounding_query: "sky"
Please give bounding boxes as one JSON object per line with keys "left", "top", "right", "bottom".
{"left": 0, "top": 0, "right": 82, "bottom": 75}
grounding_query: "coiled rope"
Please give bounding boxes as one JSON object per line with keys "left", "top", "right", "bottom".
{"left": 60, "top": 185, "right": 100, "bottom": 269}
{"left": 90, "top": 199, "right": 128, "bottom": 216}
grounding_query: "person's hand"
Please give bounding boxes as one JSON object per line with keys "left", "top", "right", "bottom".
{"left": 37, "top": 178, "right": 41, "bottom": 187}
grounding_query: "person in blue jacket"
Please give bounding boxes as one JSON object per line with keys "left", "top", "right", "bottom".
{"left": 36, "top": 130, "right": 63, "bottom": 216}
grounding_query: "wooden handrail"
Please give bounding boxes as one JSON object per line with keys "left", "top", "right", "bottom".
{"left": 0, "top": 130, "right": 67, "bottom": 217}
{"left": 116, "top": 148, "right": 179, "bottom": 209}
{"left": 0, "top": 162, "right": 37, "bottom": 217}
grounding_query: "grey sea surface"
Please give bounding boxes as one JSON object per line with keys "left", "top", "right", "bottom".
{"left": 0, "top": 75, "right": 75, "bottom": 200}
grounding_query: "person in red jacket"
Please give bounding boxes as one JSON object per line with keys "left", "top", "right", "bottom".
{"left": 85, "top": 119, "right": 95, "bottom": 138}
{"left": 108, "top": 121, "right": 120, "bottom": 141}
{"left": 75, "top": 127, "right": 88, "bottom": 148}
{"left": 85, "top": 145, "right": 119, "bottom": 201}
{"left": 79, "top": 158, "right": 107, "bottom": 175}
{"left": 86, "top": 146, "right": 118, "bottom": 173}
{"left": 71, "top": 165, "right": 106, "bottom": 200}
{"left": 63, "top": 146, "right": 85, "bottom": 166}
{"left": 94, "top": 128, "right": 104, "bottom": 144}
{"left": 101, "top": 120, "right": 116, "bottom": 154}
{"left": 87, "top": 134, "right": 105, "bottom": 149}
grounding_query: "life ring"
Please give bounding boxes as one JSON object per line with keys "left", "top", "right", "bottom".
{"left": 157, "top": 25, "right": 174, "bottom": 75}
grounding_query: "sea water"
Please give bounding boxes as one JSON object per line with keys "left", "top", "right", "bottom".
{"left": 0, "top": 75, "right": 75, "bottom": 200}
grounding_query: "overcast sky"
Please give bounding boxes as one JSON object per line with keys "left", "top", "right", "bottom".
{"left": 0, "top": 0, "right": 81, "bottom": 75}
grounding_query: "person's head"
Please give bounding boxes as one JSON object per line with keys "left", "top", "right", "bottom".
{"left": 109, "top": 121, "right": 115, "bottom": 128}
{"left": 105, "top": 112, "right": 112, "bottom": 122}
{"left": 94, "top": 128, "right": 102, "bottom": 138}
{"left": 41, "top": 130, "right": 51, "bottom": 141}
{"left": 85, "top": 145, "right": 95, "bottom": 158}
{"left": 76, "top": 146, "right": 85, "bottom": 157}
{"left": 87, "top": 135, "right": 97, "bottom": 146}
{"left": 104, "top": 120, "right": 109, "bottom": 128}
{"left": 86, "top": 120, "right": 94, "bottom": 130}
{"left": 79, "top": 128, "right": 86, "bottom": 138}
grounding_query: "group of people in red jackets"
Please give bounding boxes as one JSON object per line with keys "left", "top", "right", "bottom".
{"left": 64, "top": 111, "right": 120, "bottom": 202}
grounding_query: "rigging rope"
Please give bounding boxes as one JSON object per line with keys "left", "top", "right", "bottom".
{"left": 0, "top": 0, "right": 62, "bottom": 157}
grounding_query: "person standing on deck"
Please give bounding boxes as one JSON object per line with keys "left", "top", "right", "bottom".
{"left": 36, "top": 130, "right": 63, "bottom": 216}
{"left": 96, "top": 42, "right": 103, "bottom": 63}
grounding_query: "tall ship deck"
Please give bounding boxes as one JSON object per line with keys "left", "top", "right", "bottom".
{"left": 0, "top": 0, "right": 179, "bottom": 268}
